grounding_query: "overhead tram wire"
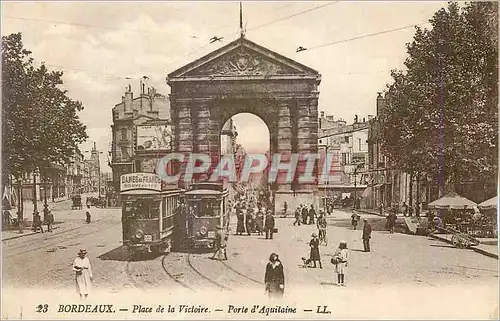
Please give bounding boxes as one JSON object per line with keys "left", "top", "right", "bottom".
{"left": 164, "top": 2, "right": 338, "bottom": 71}
{"left": 246, "top": 1, "right": 338, "bottom": 32}
{"left": 304, "top": 21, "right": 432, "bottom": 51}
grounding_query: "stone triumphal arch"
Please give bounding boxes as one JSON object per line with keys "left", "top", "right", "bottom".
{"left": 167, "top": 36, "right": 321, "bottom": 210}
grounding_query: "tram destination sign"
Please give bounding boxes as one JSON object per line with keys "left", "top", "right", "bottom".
{"left": 120, "top": 173, "right": 162, "bottom": 192}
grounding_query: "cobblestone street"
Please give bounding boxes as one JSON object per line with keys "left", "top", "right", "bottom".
{"left": 2, "top": 204, "right": 498, "bottom": 318}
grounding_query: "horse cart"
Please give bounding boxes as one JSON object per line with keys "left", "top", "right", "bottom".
{"left": 432, "top": 225, "right": 480, "bottom": 249}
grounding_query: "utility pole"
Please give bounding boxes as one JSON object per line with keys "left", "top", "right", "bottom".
{"left": 32, "top": 172, "right": 37, "bottom": 221}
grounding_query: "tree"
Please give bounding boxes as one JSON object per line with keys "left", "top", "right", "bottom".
{"left": 380, "top": 2, "right": 498, "bottom": 200}
{"left": 2, "top": 33, "right": 88, "bottom": 228}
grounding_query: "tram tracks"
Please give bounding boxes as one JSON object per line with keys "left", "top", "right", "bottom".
{"left": 3, "top": 221, "right": 120, "bottom": 259}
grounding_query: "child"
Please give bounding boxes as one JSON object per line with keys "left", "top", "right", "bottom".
{"left": 332, "top": 240, "right": 348, "bottom": 286}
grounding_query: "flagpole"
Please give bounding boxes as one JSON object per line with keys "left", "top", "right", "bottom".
{"left": 240, "top": 2, "right": 244, "bottom": 38}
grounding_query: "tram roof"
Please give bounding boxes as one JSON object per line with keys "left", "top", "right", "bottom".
{"left": 185, "top": 189, "right": 224, "bottom": 196}
{"left": 120, "top": 189, "right": 160, "bottom": 195}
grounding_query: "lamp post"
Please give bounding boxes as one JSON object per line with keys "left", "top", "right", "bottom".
{"left": 318, "top": 143, "right": 331, "bottom": 211}
{"left": 353, "top": 162, "right": 365, "bottom": 209}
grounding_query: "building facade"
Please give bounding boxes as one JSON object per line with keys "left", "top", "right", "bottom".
{"left": 110, "top": 84, "right": 171, "bottom": 202}
{"left": 318, "top": 112, "right": 370, "bottom": 207}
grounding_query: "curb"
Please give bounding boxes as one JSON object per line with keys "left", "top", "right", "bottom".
{"left": 2, "top": 226, "right": 60, "bottom": 241}
{"left": 429, "top": 234, "right": 498, "bottom": 259}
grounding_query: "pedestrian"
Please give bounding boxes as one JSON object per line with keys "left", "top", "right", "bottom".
{"left": 85, "top": 205, "right": 91, "bottom": 224}
{"left": 402, "top": 202, "right": 408, "bottom": 217}
{"left": 317, "top": 212, "right": 327, "bottom": 242}
{"left": 264, "top": 253, "right": 285, "bottom": 298}
{"left": 46, "top": 210, "right": 54, "bottom": 232}
{"left": 379, "top": 203, "right": 384, "bottom": 216}
{"left": 293, "top": 206, "right": 302, "bottom": 226}
{"left": 362, "top": 219, "right": 372, "bottom": 252}
{"left": 265, "top": 211, "right": 275, "bottom": 240}
{"left": 3, "top": 210, "right": 12, "bottom": 226}
{"left": 211, "top": 225, "right": 228, "bottom": 260}
{"left": 332, "top": 241, "right": 348, "bottom": 286}
{"left": 255, "top": 209, "right": 264, "bottom": 236}
{"left": 32, "top": 211, "right": 44, "bottom": 233}
{"left": 283, "top": 201, "right": 288, "bottom": 217}
{"left": 351, "top": 211, "right": 360, "bottom": 230}
{"left": 308, "top": 204, "right": 316, "bottom": 225}
{"left": 245, "top": 210, "right": 254, "bottom": 236}
{"left": 309, "top": 233, "right": 322, "bottom": 268}
{"left": 43, "top": 204, "right": 50, "bottom": 222}
{"left": 301, "top": 205, "right": 308, "bottom": 225}
{"left": 73, "top": 249, "right": 93, "bottom": 299}
{"left": 388, "top": 211, "right": 397, "bottom": 234}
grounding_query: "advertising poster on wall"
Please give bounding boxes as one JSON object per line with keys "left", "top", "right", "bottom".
{"left": 137, "top": 124, "right": 172, "bottom": 151}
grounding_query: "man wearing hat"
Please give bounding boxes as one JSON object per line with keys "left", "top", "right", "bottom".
{"left": 362, "top": 218, "right": 372, "bottom": 252}
{"left": 211, "top": 225, "right": 228, "bottom": 260}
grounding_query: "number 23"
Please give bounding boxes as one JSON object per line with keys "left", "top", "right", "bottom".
{"left": 36, "top": 304, "right": 48, "bottom": 313}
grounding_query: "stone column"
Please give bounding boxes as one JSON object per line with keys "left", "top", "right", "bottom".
{"left": 172, "top": 99, "right": 194, "bottom": 189}
{"left": 194, "top": 100, "right": 211, "bottom": 154}
{"left": 294, "top": 97, "right": 319, "bottom": 208}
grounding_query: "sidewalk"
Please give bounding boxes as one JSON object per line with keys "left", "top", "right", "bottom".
{"left": 2, "top": 224, "right": 63, "bottom": 241}
{"left": 358, "top": 208, "right": 498, "bottom": 259}
{"left": 429, "top": 233, "right": 498, "bottom": 259}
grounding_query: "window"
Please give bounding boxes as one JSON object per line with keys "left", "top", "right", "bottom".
{"left": 121, "top": 147, "right": 129, "bottom": 161}
{"left": 344, "top": 136, "right": 349, "bottom": 143}
{"left": 187, "top": 199, "right": 220, "bottom": 217}
{"left": 358, "top": 138, "right": 361, "bottom": 150}
{"left": 121, "top": 128, "right": 127, "bottom": 140}
{"left": 123, "top": 198, "right": 160, "bottom": 219}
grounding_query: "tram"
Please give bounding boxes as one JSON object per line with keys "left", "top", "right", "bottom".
{"left": 120, "top": 173, "right": 184, "bottom": 254}
{"left": 178, "top": 182, "right": 229, "bottom": 250}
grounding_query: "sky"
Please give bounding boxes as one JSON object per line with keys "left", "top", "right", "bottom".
{"left": 2, "top": 1, "right": 448, "bottom": 170}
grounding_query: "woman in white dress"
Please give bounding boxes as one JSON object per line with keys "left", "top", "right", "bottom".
{"left": 73, "top": 249, "right": 93, "bottom": 298}
{"left": 333, "top": 241, "right": 348, "bottom": 286}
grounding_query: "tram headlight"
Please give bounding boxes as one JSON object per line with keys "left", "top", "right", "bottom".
{"left": 135, "top": 229, "right": 144, "bottom": 239}
{"left": 199, "top": 226, "right": 208, "bottom": 236}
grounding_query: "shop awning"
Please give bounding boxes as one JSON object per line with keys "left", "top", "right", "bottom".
{"left": 478, "top": 196, "right": 497, "bottom": 210}
{"left": 428, "top": 192, "right": 477, "bottom": 209}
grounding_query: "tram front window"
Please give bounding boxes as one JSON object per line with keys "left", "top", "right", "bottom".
{"left": 188, "top": 199, "right": 220, "bottom": 217}
{"left": 123, "top": 198, "right": 160, "bottom": 219}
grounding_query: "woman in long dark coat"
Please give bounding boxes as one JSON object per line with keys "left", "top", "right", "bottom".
{"left": 309, "top": 233, "right": 322, "bottom": 268}
{"left": 264, "top": 253, "right": 285, "bottom": 298}
{"left": 236, "top": 211, "right": 245, "bottom": 236}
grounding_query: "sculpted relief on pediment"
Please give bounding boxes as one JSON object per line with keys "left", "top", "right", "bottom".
{"left": 185, "top": 47, "right": 303, "bottom": 77}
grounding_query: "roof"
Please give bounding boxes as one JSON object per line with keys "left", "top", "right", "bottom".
{"left": 120, "top": 190, "right": 160, "bottom": 195}
{"left": 167, "top": 36, "right": 319, "bottom": 81}
{"left": 479, "top": 196, "right": 497, "bottom": 209}
{"left": 428, "top": 192, "right": 477, "bottom": 209}
{"left": 319, "top": 124, "right": 370, "bottom": 139}
{"left": 185, "top": 189, "right": 223, "bottom": 196}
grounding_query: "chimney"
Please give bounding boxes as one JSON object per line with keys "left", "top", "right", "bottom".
{"left": 376, "top": 92, "right": 386, "bottom": 118}
{"left": 124, "top": 85, "right": 133, "bottom": 111}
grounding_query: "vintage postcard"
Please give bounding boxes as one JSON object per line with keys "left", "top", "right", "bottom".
{"left": 1, "top": 1, "right": 499, "bottom": 319}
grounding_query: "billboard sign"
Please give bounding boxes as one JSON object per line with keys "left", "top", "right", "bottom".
{"left": 120, "top": 173, "right": 161, "bottom": 192}
{"left": 137, "top": 124, "right": 172, "bottom": 151}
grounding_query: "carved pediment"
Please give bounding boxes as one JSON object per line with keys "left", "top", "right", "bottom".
{"left": 186, "top": 46, "right": 301, "bottom": 77}
{"left": 168, "top": 37, "right": 319, "bottom": 80}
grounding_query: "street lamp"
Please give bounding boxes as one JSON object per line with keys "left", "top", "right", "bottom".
{"left": 318, "top": 143, "right": 332, "bottom": 211}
